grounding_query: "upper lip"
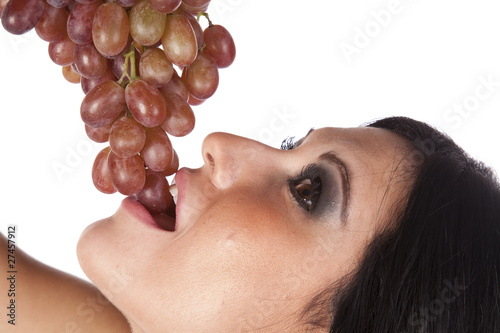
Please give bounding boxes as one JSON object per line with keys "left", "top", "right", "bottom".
{"left": 171, "top": 167, "right": 215, "bottom": 235}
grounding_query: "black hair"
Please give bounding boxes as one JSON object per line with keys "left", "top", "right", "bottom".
{"left": 324, "top": 117, "right": 500, "bottom": 332}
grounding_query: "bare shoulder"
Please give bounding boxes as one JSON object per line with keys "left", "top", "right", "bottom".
{"left": 0, "top": 232, "right": 131, "bottom": 332}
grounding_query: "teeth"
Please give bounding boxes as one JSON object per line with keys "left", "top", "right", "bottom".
{"left": 169, "top": 184, "right": 178, "bottom": 205}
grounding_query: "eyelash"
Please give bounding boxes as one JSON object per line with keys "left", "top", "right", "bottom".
{"left": 280, "top": 136, "right": 297, "bottom": 150}
{"left": 288, "top": 164, "right": 323, "bottom": 213}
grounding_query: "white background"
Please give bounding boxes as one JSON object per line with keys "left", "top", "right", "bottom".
{"left": 1, "top": 0, "right": 499, "bottom": 281}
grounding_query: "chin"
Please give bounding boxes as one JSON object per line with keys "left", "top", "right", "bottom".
{"left": 76, "top": 217, "right": 114, "bottom": 283}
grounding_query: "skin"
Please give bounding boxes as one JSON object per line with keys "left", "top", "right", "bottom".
{"left": 0, "top": 233, "right": 131, "bottom": 333}
{"left": 76, "top": 126, "right": 415, "bottom": 332}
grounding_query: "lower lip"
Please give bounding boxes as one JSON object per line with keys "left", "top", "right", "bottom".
{"left": 120, "top": 197, "right": 167, "bottom": 231}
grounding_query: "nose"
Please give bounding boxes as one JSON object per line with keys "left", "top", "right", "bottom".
{"left": 201, "top": 132, "right": 267, "bottom": 190}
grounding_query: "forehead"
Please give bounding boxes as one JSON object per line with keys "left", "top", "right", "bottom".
{"left": 305, "top": 126, "right": 411, "bottom": 153}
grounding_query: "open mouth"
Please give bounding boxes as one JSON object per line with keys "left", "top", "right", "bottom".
{"left": 127, "top": 167, "right": 191, "bottom": 233}
{"left": 125, "top": 174, "right": 179, "bottom": 231}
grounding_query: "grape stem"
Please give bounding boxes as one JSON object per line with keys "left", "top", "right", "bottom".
{"left": 197, "top": 12, "right": 213, "bottom": 27}
{"left": 117, "top": 43, "right": 138, "bottom": 87}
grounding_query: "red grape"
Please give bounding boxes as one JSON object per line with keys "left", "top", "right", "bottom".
{"left": 187, "top": 92, "right": 205, "bottom": 106}
{"left": 74, "top": 43, "right": 109, "bottom": 79}
{"left": 175, "top": 8, "right": 203, "bottom": 49}
{"left": 179, "top": 0, "right": 209, "bottom": 14}
{"left": 129, "top": 0, "right": 166, "bottom": 46}
{"left": 151, "top": 211, "right": 175, "bottom": 231}
{"left": 1, "top": 0, "right": 10, "bottom": 16}
{"left": 125, "top": 79, "right": 167, "bottom": 128}
{"left": 134, "top": 169, "right": 172, "bottom": 213}
{"left": 140, "top": 127, "right": 173, "bottom": 172}
{"left": 92, "top": 147, "right": 116, "bottom": 194}
{"left": 116, "top": 0, "right": 139, "bottom": 7}
{"left": 1, "top": 0, "right": 44, "bottom": 35}
{"left": 159, "top": 70, "right": 189, "bottom": 101}
{"left": 75, "top": 0, "right": 97, "bottom": 4}
{"left": 48, "top": 33, "right": 76, "bottom": 66}
{"left": 34, "top": 1, "right": 68, "bottom": 42}
{"left": 92, "top": 2, "right": 130, "bottom": 57}
{"left": 109, "top": 116, "right": 146, "bottom": 158}
{"left": 161, "top": 13, "right": 197, "bottom": 68}
{"left": 148, "top": 0, "right": 180, "bottom": 14}
{"left": 46, "top": 0, "right": 72, "bottom": 8}
{"left": 184, "top": 52, "right": 219, "bottom": 100}
{"left": 161, "top": 91, "right": 195, "bottom": 137}
{"left": 81, "top": 80, "right": 126, "bottom": 127}
{"left": 81, "top": 65, "right": 116, "bottom": 94}
{"left": 203, "top": 24, "right": 236, "bottom": 68}
{"left": 139, "top": 47, "right": 173, "bottom": 87}
{"left": 107, "top": 151, "right": 146, "bottom": 195}
{"left": 67, "top": 1, "right": 101, "bottom": 45}
{"left": 62, "top": 64, "right": 81, "bottom": 84}
{"left": 181, "top": 0, "right": 210, "bottom": 7}
{"left": 160, "top": 149, "right": 179, "bottom": 176}
{"left": 85, "top": 123, "right": 112, "bottom": 143}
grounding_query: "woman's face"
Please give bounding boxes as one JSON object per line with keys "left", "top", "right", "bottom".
{"left": 77, "top": 126, "right": 413, "bottom": 332}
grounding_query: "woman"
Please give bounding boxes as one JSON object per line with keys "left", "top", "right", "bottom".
{"left": 1, "top": 116, "right": 499, "bottom": 332}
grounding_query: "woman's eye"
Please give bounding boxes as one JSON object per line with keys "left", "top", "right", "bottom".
{"left": 289, "top": 167, "right": 322, "bottom": 212}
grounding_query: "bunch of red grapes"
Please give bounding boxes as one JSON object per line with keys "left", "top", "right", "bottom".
{"left": 1, "top": 0, "right": 235, "bottom": 215}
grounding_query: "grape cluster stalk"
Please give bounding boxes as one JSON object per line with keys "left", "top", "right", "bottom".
{"left": 1, "top": 0, "right": 236, "bottom": 220}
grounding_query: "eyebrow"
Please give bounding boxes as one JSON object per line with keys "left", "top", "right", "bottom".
{"left": 319, "top": 152, "right": 350, "bottom": 224}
